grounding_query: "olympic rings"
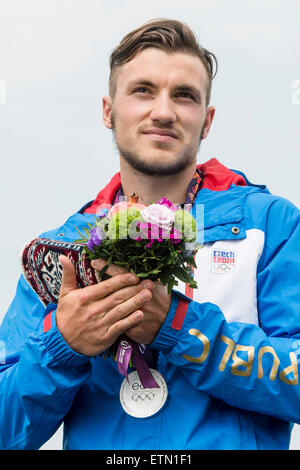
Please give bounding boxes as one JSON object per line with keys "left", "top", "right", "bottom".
{"left": 132, "top": 392, "right": 156, "bottom": 402}
{"left": 213, "top": 263, "right": 234, "bottom": 272}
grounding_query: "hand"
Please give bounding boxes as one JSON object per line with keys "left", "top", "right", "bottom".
{"left": 56, "top": 255, "right": 155, "bottom": 356}
{"left": 91, "top": 259, "right": 172, "bottom": 344}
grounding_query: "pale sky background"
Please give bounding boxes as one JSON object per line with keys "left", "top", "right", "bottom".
{"left": 0, "top": 0, "right": 299, "bottom": 450}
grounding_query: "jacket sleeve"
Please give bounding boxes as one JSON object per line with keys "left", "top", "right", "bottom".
{"left": 151, "top": 197, "right": 300, "bottom": 424}
{"left": 0, "top": 274, "right": 91, "bottom": 450}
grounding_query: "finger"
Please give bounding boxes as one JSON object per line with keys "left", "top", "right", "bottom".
{"left": 91, "top": 259, "right": 128, "bottom": 276}
{"left": 107, "top": 310, "right": 144, "bottom": 339}
{"left": 106, "top": 288, "right": 152, "bottom": 326}
{"left": 59, "top": 255, "right": 78, "bottom": 298}
{"left": 92, "top": 279, "right": 155, "bottom": 315}
{"left": 79, "top": 272, "right": 140, "bottom": 303}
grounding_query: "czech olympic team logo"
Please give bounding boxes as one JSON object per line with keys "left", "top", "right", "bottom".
{"left": 211, "top": 249, "right": 236, "bottom": 274}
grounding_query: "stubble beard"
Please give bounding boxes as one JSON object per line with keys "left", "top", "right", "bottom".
{"left": 116, "top": 138, "right": 199, "bottom": 176}
{"left": 111, "top": 114, "right": 205, "bottom": 177}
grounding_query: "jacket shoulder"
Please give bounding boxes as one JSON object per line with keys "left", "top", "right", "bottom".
{"left": 243, "top": 188, "right": 300, "bottom": 231}
{"left": 38, "top": 211, "right": 97, "bottom": 242}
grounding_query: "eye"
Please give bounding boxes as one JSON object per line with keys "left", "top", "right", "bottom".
{"left": 175, "top": 91, "right": 195, "bottom": 100}
{"left": 133, "top": 87, "right": 150, "bottom": 94}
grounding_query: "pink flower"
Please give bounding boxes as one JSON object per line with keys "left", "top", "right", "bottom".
{"left": 157, "top": 197, "right": 178, "bottom": 212}
{"left": 140, "top": 204, "right": 175, "bottom": 232}
{"left": 169, "top": 227, "right": 182, "bottom": 244}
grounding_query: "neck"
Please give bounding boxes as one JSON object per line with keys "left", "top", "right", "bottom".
{"left": 120, "top": 158, "right": 197, "bottom": 206}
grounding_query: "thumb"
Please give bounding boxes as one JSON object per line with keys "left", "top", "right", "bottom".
{"left": 59, "top": 255, "right": 78, "bottom": 298}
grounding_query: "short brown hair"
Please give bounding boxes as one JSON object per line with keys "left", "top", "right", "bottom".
{"left": 109, "top": 18, "right": 218, "bottom": 105}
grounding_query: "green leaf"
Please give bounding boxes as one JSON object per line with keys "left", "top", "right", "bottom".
{"left": 73, "top": 238, "right": 87, "bottom": 244}
{"left": 113, "top": 260, "right": 130, "bottom": 270}
{"left": 187, "top": 256, "right": 197, "bottom": 268}
{"left": 173, "top": 267, "right": 192, "bottom": 283}
{"left": 167, "top": 277, "right": 178, "bottom": 294}
{"left": 162, "top": 272, "right": 172, "bottom": 283}
{"left": 98, "top": 263, "right": 110, "bottom": 279}
{"left": 75, "top": 226, "right": 86, "bottom": 239}
{"left": 83, "top": 227, "right": 91, "bottom": 238}
{"left": 147, "top": 268, "right": 162, "bottom": 275}
{"left": 188, "top": 280, "right": 198, "bottom": 289}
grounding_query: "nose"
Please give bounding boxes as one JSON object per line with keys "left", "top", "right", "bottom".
{"left": 149, "top": 93, "right": 176, "bottom": 124}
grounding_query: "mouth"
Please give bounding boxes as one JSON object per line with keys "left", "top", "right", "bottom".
{"left": 142, "top": 129, "right": 179, "bottom": 143}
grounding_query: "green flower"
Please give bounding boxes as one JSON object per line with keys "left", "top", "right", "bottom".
{"left": 107, "top": 208, "right": 142, "bottom": 240}
{"left": 174, "top": 210, "right": 196, "bottom": 242}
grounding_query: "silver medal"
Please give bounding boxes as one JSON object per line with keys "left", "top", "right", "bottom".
{"left": 120, "top": 369, "right": 168, "bottom": 418}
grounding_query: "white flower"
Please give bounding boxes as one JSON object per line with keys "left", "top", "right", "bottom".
{"left": 140, "top": 204, "right": 175, "bottom": 231}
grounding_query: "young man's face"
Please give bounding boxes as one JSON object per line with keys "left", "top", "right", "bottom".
{"left": 103, "top": 48, "right": 215, "bottom": 176}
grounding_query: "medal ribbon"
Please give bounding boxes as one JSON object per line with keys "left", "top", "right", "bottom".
{"left": 117, "top": 336, "right": 160, "bottom": 388}
{"left": 115, "top": 169, "right": 203, "bottom": 388}
{"left": 116, "top": 336, "right": 133, "bottom": 379}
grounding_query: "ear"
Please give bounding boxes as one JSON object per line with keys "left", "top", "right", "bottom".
{"left": 201, "top": 106, "right": 215, "bottom": 140}
{"left": 102, "top": 95, "right": 113, "bottom": 129}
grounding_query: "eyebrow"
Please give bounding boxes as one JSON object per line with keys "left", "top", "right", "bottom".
{"left": 127, "top": 79, "right": 203, "bottom": 103}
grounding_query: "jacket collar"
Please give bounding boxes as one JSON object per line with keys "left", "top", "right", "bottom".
{"left": 79, "top": 158, "right": 268, "bottom": 243}
{"left": 83, "top": 158, "right": 248, "bottom": 215}
{"left": 192, "top": 185, "right": 250, "bottom": 243}
{"left": 198, "top": 158, "right": 247, "bottom": 191}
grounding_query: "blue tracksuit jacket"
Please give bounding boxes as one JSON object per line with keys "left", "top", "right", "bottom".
{"left": 1, "top": 159, "right": 300, "bottom": 450}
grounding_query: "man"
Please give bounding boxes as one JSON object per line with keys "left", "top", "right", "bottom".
{"left": 1, "top": 18, "right": 300, "bottom": 450}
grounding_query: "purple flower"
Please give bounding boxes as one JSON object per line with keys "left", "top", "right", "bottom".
{"left": 157, "top": 197, "right": 177, "bottom": 212}
{"left": 87, "top": 226, "right": 104, "bottom": 251}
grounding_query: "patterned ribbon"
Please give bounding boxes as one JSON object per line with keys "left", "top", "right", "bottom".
{"left": 186, "top": 168, "right": 204, "bottom": 204}
{"left": 113, "top": 168, "right": 203, "bottom": 206}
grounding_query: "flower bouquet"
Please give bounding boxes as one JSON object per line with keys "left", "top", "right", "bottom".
{"left": 75, "top": 194, "right": 201, "bottom": 295}
{"left": 75, "top": 194, "right": 201, "bottom": 375}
